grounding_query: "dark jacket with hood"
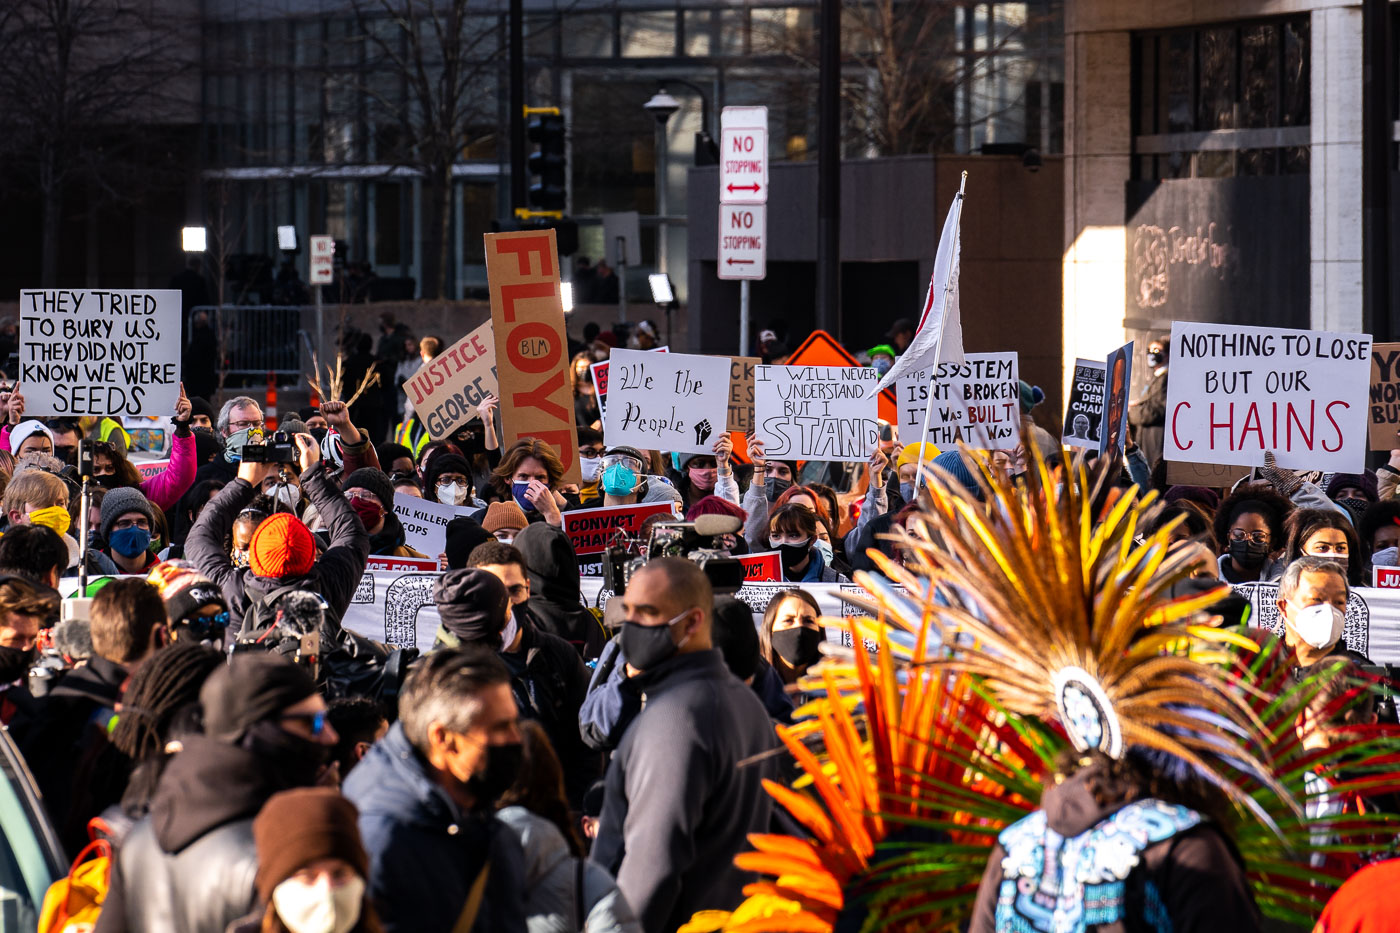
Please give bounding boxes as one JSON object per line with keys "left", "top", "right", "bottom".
{"left": 435, "top": 611, "right": 599, "bottom": 806}
{"left": 514, "top": 523, "right": 606, "bottom": 660}
{"left": 342, "top": 723, "right": 528, "bottom": 933}
{"left": 21, "top": 654, "right": 130, "bottom": 857}
{"left": 94, "top": 736, "right": 301, "bottom": 933}
{"left": 590, "top": 649, "right": 780, "bottom": 933}
{"left": 185, "top": 461, "right": 370, "bottom": 636}
{"left": 968, "top": 760, "right": 1259, "bottom": 933}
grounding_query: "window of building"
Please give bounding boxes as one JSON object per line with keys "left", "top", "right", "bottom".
{"left": 620, "top": 11, "right": 675, "bottom": 58}
{"left": 1132, "top": 16, "right": 1310, "bottom": 179}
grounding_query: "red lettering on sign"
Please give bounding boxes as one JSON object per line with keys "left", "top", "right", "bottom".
{"left": 1323, "top": 401, "right": 1349, "bottom": 452}
{"left": 495, "top": 234, "right": 554, "bottom": 277}
{"left": 529, "top": 428, "right": 578, "bottom": 474}
{"left": 1170, "top": 401, "right": 1192, "bottom": 451}
{"left": 507, "top": 322, "right": 562, "bottom": 374}
{"left": 511, "top": 370, "right": 568, "bottom": 422}
{"left": 501, "top": 282, "right": 557, "bottom": 323}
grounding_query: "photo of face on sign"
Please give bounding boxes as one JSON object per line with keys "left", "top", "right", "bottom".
{"left": 1099, "top": 342, "right": 1133, "bottom": 459}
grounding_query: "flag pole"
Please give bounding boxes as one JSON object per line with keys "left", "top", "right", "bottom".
{"left": 913, "top": 171, "right": 968, "bottom": 496}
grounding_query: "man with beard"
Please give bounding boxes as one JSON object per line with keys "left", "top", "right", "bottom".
{"left": 96, "top": 654, "right": 339, "bottom": 933}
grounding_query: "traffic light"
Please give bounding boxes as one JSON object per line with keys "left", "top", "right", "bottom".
{"left": 526, "top": 109, "right": 566, "bottom": 213}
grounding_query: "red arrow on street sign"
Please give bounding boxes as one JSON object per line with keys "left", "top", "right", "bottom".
{"left": 726, "top": 257, "right": 754, "bottom": 265}
{"left": 726, "top": 183, "right": 761, "bottom": 193}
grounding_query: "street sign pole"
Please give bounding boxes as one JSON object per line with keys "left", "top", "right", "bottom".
{"left": 719, "top": 106, "right": 768, "bottom": 354}
{"left": 308, "top": 235, "right": 335, "bottom": 368}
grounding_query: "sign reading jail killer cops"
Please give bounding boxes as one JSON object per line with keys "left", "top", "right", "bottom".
{"left": 485, "top": 229, "right": 581, "bottom": 484}
{"left": 754, "top": 364, "right": 880, "bottom": 462}
{"left": 1062, "top": 358, "right": 1106, "bottom": 450}
{"left": 1368, "top": 342, "right": 1400, "bottom": 451}
{"left": 895, "top": 352, "right": 1020, "bottom": 451}
{"left": 404, "top": 320, "right": 498, "bottom": 440}
{"left": 392, "top": 491, "right": 469, "bottom": 559}
{"left": 20, "top": 289, "right": 181, "bottom": 417}
{"left": 603, "top": 349, "right": 732, "bottom": 455}
{"left": 1164, "top": 322, "right": 1372, "bottom": 473}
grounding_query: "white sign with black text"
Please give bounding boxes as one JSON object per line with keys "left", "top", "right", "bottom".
{"left": 754, "top": 364, "right": 880, "bottom": 462}
{"left": 602, "top": 349, "right": 732, "bottom": 455}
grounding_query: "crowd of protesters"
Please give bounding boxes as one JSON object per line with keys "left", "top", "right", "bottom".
{"left": 0, "top": 316, "right": 1395, "bottom": 933}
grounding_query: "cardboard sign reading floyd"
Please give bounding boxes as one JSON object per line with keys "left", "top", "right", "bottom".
{"left": 754, "top": 364, "right": 879, "bottom": 462}
{"left": 20, "top": 289, "right": 181, "bottom": 417}
{"left": 603, "top": 349, "right": 732, "bottom": 455}
{"left": 1164, "top": 322, "right": 1371, "bottom": 472}
{"left": 486, "top": 229, "right": 581, "bottom": 484}
{"left": 404, "top": 321, "right": 498, "bottom": 440}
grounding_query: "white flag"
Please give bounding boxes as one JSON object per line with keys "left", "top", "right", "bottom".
{"left": 876, "top": 186, "right": 966, "bottom": 394}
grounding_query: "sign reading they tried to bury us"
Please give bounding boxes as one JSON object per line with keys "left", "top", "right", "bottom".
{"left": 754, "top": 364, "right": 880, "bottom": 462}
{"left": 485, "top": 229, "right": 581, "bottom": 484}
{"left": 20, "top": 289, "right": 181, "bottom": 417}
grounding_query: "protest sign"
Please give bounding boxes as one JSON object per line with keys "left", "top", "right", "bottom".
{"left": 895, "top": 352, "right": 1020, "bottom": 451}
{"left": 1375, "top": 567, "right": 1400, "bottom": 588}
{"left": 1163, "top": 461, "right": 1251, "bottom": 488}
{"left": 133, "top": 460, "right": 168, "bottom": 481}
{"left": 602, "top": 349, "right": 732, "bottom": 455}
{"left": 485, "top": 229, "right": 581, "bottom": 484}
{"left": 1369, "top": 342, "right": 1400, "bottom": 451}
{"left": 1062, "top": 358, "right": 1106, "bottom": 450}
{"left": 1099, "top": 342, "right": 1133, "bottom": 459}
{"left": 19, "top": 289, "right": 181, "bottom": 417}
{"left": 738, "top": 552, "right": 782, "bottom": 583}
{"left": 404, "top": 321, "right": 498, "bottom": 439}
{"left": 564, "top": 502, "right": 676, "bottom": 556}
{"left": 754, "top": 364, "right": 880, "bottom": 462}
{"left": 366, "top": 555, "right": 440, "bottom": 572}
{"left": 590, "top": 346, "right": 666, "bottom": 425}
{"left": 392, "top": 492, "right": 467, "bottom": 559}
{"left": 1163, "top": 322, "right": 1371, "bottom": 472}
{"left": 728, "top": 357, "right": 759, "bottom": 433}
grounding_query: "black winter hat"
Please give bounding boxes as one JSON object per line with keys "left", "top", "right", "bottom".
{"left": 201, "top": 654, "right": 318, "bottom": 744}
{"left": 444, "top": 516, "right": 492, "bottom": 570}
{"left": 433, "top": 568, "right": 510, "bottom": 642}
{"left": 426, "top": 454, "right": 474, "bottom": 494}
{"left": 188, "top": 397, "right": 216, "bottom": 422}
{"left": 342, "top": 468, "right": 395, "bottom": 511}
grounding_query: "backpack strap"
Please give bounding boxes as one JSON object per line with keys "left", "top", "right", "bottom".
{"left": 451, "top": 858, "right": 491, "bottom": 933}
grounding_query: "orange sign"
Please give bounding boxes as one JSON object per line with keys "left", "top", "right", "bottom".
{"left": 485, "top": 229, "right": 582, "bottom": 484}
{"left": 786, "top": 330, "right": 897, "bottom": 424}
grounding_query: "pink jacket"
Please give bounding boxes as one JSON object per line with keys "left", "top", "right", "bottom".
{"left": 140, "top": 430, "right": 197, "bottom": 512}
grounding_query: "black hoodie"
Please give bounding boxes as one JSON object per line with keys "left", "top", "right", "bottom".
{"left": 514, "top": 523, "right": 606, "bottom": 660}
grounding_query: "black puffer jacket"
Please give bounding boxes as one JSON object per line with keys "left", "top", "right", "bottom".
{"left": 514, "top": 523, "right": 605, "bottom": 660}
{"left": 185, "top": 461, "right": 369, "bottom": 636}
{"left": 94, "top": 736, "right": 301, "bottom": 933}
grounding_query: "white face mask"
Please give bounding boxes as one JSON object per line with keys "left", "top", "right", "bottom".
{"left": 272, "top": 874, "right": 364, "bottom": 933}
{"left": 437, "top": 482, "right": 469, "bottom": 506}
{"left": 1373, "top": 546, "right": 1400, "bottom": 568}
{"left": 579, "top": 456, "right": 602, "bottom": 483}
{"left": 813, "top": 539, "right": 834, "bottom": 565}
{"left": 1288, "top": 600, "right": 1346, "bottom": 651}
{"left": 500, "top": 614, "right": 519, "bottom": 651}
{"left": 271, "top": 484, "right": 299, "bottom": 508}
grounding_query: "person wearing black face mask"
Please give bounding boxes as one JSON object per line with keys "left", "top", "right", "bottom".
{"left": 760, "top": 589, "right": 826, "bottom": 686}
{"left": 0, "top": 577, "right": 57, "bottom": 732}
{"left": 99, "top": 654, "right": 339, "bottom": 933}
{"left": 767, "top": 504, "right": 850, "bottom": 584}
{"left": 591, "top": 558, "right": 780, "bottom": 933}
{"left": 737, "top": 433, "right": 799, "bottom": 552}
{"left": 1127, "top": 337, "right": 1169, "bottom": 469}
{"left": 343, "top": 648, "right": 529, "bottom": 933}
{"left": 1213, "top": 495, "right": 1288, "bottom": 584}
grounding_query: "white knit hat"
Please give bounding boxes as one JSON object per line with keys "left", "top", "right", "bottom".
{"left": 9, "top": 420, "right": 54, "bottom": 455}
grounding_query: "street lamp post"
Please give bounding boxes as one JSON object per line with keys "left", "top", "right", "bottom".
{"left": 643, "top": 89, "right": 680, "bottom": 279}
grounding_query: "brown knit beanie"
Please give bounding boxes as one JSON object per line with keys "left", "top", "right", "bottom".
{"left": 252, "top": 788, "right": 369, "bottom": 902}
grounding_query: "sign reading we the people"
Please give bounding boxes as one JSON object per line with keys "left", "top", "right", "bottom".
{"left": 602, "top": 349, "right": 731, "bottom": 455}
{"left": 754, "top": 363, "right": 880, "bottom": 462}
{"left": 485, "top": 229, "right": 581, "bottom": 484}
{"left": 20, "top": 288, "right": 181, "bottom": 417}
{"left": 1163, "top": 322, "right": 1371, "bottom": 473}
{"left": 404, "top": 321, "right": 499, "bottom": 440}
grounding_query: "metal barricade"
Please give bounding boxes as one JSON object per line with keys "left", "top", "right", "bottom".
{"left": 195, "top": 305, "right": 308, "bottom": 379}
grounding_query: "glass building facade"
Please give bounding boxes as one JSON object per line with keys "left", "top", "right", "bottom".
{"left": 198, "top": 0, "right": 1064, "bottom": 302}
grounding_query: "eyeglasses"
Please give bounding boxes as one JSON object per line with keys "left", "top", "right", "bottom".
{"left": 229, "top": 419, "right": 265, "bottom": 432}
{"left": 281, "top": 711, "right": 330, "bottom": 737}
{"left": 579, "top": 447, "right": 606, "bottom": 458}
{"left": 113, "top": 518, "right": 151, "bottom": 531}
{"left": 183, "top": 610, "right": 229, "bottom": 640}
{"left": 602, "top": 454, "right": 644, "bottom": 474}
{"left": 1228, "top": 530, "right": 1269, "bottom": 544}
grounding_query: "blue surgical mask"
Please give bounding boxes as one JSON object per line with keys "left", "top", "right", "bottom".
{"left": 109, "top": 526, "right": 152, "bottom": 558}
{"left": 899, "top": 481, "right": 915, "bottom": 503}
{"left": 602, "top": 462, "right": 638, "bottom": 496}
{"left": 872, "top": 357, "right": 892, "bottom": 376}
{"left": 813, "top": 539, "right": 834, "bottom": 565}
{"left": 512, "top": 481, "right": 537, "bottom": 512}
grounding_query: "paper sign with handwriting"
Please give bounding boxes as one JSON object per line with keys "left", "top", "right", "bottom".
{"left": 20, "top": 289, "right": 181, "bottom": 417}
{"left": 754, "top": 364, "right": 879, "bottom": 462}
{"left": 602, "top": 349, "right": 732, "bottom": 455}
{"left": 1164, "top": 322, "right": 1371, "bottom": 472}
{"left": 591, "top": 346, "right": 667, "bottom": 425}
{"left": 404, "top": 321, "right": 498, "bottom": 440}
{"left": 895, "top": 352, "right": 1020, "bottom": 451}
{"left": 1368, "top": 342, "right": 1400, "bottom": 451}
{"left": 393, "top": 492, "right": 471, "bottom": 558}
